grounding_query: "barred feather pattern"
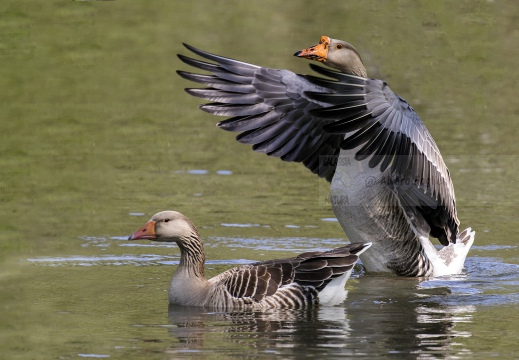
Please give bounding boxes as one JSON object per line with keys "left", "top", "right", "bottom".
{"left": 159, "top": 213, "right": 206, "bottom": 278}
{"left": 206, "top": 281, "right": 319, "bottom": 311}
{"left": 206, "top": 243, "right": 370, "bottom": 310}
{"left": 131, "top": 211, "right": 370, "bottom": 309}
{"left": 177, "top": 233, "right": 206, "bottom": 278}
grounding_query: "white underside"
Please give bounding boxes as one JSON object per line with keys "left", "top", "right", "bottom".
{"left": 329, "top": 155, "right": 395, "bottom": 273}
{"left": 420, "top": 229, "right": 476, "bottom": 277}
{"left": 318, "top": 269, "right": 352, "bottom": 306}
{"left": 329, "top": 151, "right": 475, "bottom": 277}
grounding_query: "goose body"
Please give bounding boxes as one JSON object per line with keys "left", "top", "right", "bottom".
{"left": 177, "top": 36, "right": 475, "bottom": 277}
{"left": 129, "top": 211, "right": 371, "bottom": 309}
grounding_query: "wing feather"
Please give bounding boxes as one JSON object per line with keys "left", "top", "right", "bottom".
{"left": 179, "top": 44, "right": 459, "bottom": 244}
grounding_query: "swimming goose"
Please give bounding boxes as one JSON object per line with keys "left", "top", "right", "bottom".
{"left": 128, "top": 210, "right": 371, "bottom": 309}
{"left": 177, "top": 36, "right": 475, "bottom": 277}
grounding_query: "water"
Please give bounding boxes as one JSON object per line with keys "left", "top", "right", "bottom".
{"left": 1, "top": 0, "right": 519, "bottom": 359}
{"left": 19, "top": 237, "right": 519, "bottom": 359}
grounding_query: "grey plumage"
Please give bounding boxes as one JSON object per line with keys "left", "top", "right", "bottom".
{"left": 176, "top": 37, "right": 474, "bottom": 277}
{"left": 177, "top": 43, "right": 458, "bottom": 246}
{"left": 177, "top": 43, "right": 343, "bottom": 182}
{"left": 129, "top": 210, "right": 371, "bottom": 309}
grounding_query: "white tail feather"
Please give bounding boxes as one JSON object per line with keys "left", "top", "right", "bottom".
{"left": 318, "top": 242, "right": 372, "bottom": 306}
{"left": 420, "top": 228, "right": 475, "bottom": 277}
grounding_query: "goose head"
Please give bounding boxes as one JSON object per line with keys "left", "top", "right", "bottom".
{"left": 128, "top": 210, "right": 197, "bottom": 243}
{"left": 128, "top": 210, "right": 207, "bottom": 302}
{"left": 294, "top": 35, "right": 367, "bottom": 77}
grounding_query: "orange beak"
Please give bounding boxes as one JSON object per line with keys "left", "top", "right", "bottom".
{"left": 128, "top": 220, "right": 156, "bottom": 240}
{"left": 294, "top": 35, "right": 331, "bottom": 62}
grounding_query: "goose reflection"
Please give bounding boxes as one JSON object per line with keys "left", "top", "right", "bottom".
{"left": 167, "top": 304, "right": 351, "bottom": 350}
{"left": 346, "top": 276, "right": 475, "bottom": 358}
{"left": 166, "top": 276, "right": 475, "bottom": 358}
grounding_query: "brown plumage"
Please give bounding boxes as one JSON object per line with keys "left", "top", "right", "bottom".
{"left": 129, "top": 210, "right": 371, "bottom": 309}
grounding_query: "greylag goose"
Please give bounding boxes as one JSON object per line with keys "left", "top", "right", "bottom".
{"left": 177, "top": 36, "right": 475, "bottom": 277}
{"left": 128, "top": 210, "right": 371, "bottom": 309}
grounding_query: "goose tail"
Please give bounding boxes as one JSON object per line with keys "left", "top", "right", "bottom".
{"left": 435, "top": 227, "right": 475, "bottom": 277}
{"left": 318, "top": 242, "right": 372, "bottom": 306}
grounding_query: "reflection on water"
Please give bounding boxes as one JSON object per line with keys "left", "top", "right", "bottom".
{"left": 2, "top": 0, "right": 518, "bottom": 358}
{"left": 420, "top": 256, "right": 519, "bottom": 307}
{"left": 220, "top": 223, "right": 266, "bottom": 228}
{"left": 27, "top": 254, "right": 256, "bottom": 267}
{"left": 205, "top": 236, "right": 345, "bottom": 252}
{"left": 25, "top": 235, "right": 519, "bottom": 358}
{"left": 77, "top": 354, "right": 110, "bottom": 359}
{"left": 346, "top": 276, "right": 475, "bottom": 359}
{"left": 173, "top": 169, "right": 233, "bottom": 175}
{"left": 165, "top": 277, "right": 477, "bottom": 358}
{"left": 166, "top": 305, "right": 351, "bottom": 356}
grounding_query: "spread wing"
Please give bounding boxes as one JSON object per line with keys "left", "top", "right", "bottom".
{"left": 177, "top": 44, "right": 343, "bottom": 181}
{"left": 305, "top": 65, "right": 459, "bottom": 244}
{"left": 178, "top": 45, "right": 459, "bottom": 244}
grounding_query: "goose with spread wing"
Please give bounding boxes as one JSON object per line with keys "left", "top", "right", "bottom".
{"left": 177, "top": 36, "right": 475, "bottom": 277}
{"left": 129, "top": 210, "right": 371, "bottom": 309}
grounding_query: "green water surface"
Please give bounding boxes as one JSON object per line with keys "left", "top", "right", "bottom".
{"left": 1, "top": 1, "right": 518, "bottom": 359}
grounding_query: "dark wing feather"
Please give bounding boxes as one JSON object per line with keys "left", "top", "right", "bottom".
{"left": 291, "top": 244, "right": 366, "bottom": 291}
{"left": 178, "top": 44, "right": 345, "bottom": 182}
{"left": 179, "top": 45, "right": 459, "bottom": 244}
{"left": 217, "top": 262, "right": 293, "bottom": 302}
{"left": 214, "top": 243, "right": 369, "bottom": 301}
{"left": 307, "top": 70, "right": 459, "bottom": 244}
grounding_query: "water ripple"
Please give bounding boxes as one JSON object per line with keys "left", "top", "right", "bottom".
{"left": 204, "top": 236, "right": 345, "bottom": 252}
{"left": 30, "top": 236, "right": 519, "bottom": 308}
{"left": 418, "top": 256, "right": 519, "bottom": 307}
{"left": 27, "top": 254, "right": 254, "bottom": 267}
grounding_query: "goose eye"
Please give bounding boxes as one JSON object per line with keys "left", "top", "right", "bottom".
{"left": 336, "top": 44, "right": 343, "bottom": 49}
{"left": 164, "top": 219, "right": 170, "bottom": 223}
